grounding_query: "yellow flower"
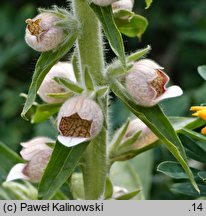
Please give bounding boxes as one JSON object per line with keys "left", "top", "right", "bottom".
{"left": 190, "top": 106, "right": 206, "bottom": 120}
{"left": 190, "top": 106, "right": 206, "bottom": 135}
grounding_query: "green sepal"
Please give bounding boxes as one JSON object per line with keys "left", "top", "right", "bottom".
{"left": 54, "top": 77, "right": 84, "bottom": 94}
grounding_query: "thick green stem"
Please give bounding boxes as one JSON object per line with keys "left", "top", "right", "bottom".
{"left": 73, "top": 0, "right": 105, "bottom": 85}
{"left": 72, "top": 0, "right": 107, "bottom": 199}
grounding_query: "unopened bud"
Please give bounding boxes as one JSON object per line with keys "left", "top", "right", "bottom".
{"left": 91, "top": 0, "right": 118, "bottom": 6}
{"left": 112, "top": 0, "right": 134, "bottom": 12}
{"left": 6, "top": 137, "right": 54, "bottom": 183}
{"left": 25, "top": 13, "right": 65, "bottom": 52}
{"left": 125, "top": 59, "right": 183, "bottom": 107}
{"left": 57, "top": 96, "right": 104, "bottom": 147}
{"left": 124, "top": 118, "right": 158, "bottom": 149}
{"left": 37, "top": 62, "right": 76, "bottom": 103}
{"left": 113, "top": 186, "right": 128, "bottom": 199}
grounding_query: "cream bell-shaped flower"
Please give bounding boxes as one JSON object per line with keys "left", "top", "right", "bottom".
{"left": 91, "top": 0, "right": 118, "bottom": 6}
{"left": 112, "top": 186, "right": 128, "bottom": 199}
{"left": 6, "top": 137, "right": 54, "bottom": 183}
{"left": 124, "top": 118, "right": 158, "bottom": 149}
{"left": 37, "top": 62, "right": 76, "bottom": 104}
{"left": 25, "top": 12, "right": 65, "bottom": 52}
{"left": 112, "top": 0, "right": 134, "bottom": 12}
{"left": 125, "top": 59, "right": 183, "bottom": 107}
{"left": 57, "top": 96, "right": 104, "bottom": 147}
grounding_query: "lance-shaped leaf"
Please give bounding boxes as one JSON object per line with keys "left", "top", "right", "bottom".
{"left": 84, "top": 66, "right": 94, "bottom": 91}
{"left": 38, "top": 140, "right": 89, "bottom": 200}
{"left": 109, "top": 79, "right": 199, "bottom": 192}
{"left": 21, "top": 32, "right": 78, "bottom": 120}
{"left": 54, "top": 77, "right": 84, "bottom": 94}
{"left": 90, "top": 4, "right": 126, "bottom": 66}
{"left": 31, "top": 103, "right": 62, "bottom": 123}
{"left": 0, "top": 142, "right": 23, "bottom": 184}
{"left": 72, "top": 49, "right": 81, "bottom": 82}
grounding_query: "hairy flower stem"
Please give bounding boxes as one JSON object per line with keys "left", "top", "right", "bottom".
{"left": 72, "top": 0, "right": 107, "bottom": 199}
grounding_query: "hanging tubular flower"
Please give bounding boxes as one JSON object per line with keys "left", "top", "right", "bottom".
{"left": 112, "top": 0, "right": 134, "bottom": 12}
{"left": 25, "top": 12, "right": 65, "bottom": 52}
{"left": 124, "top": 118, "right": 158, "bottom": 148}
{"left": 190, "top": 106, "right": 206, "bottom": 135}
{"left": 6, "top": 137, "right": 54, "bottom": 183}
{"left": 57, "top": 96, "right": 104, "bottom": 147}
{"left": 125, "top": 59, "right": 183, "bottom": 107}
{"left": 37, "top": 62, "right": 76, "bottom": 103}
{"left": 91, "top": 0, "right": 118, "bottom": 6}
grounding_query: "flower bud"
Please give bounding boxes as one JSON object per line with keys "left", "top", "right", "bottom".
{"left": 57, "top": 96, "right": 104, "bottom": 147}
{"left": 125, "top": 59, "right": 183, "bottom": 107}
{"left": 112, "top": 186, "right": 128, "bottom": 199}
{"left": 25, "top": 12, "right": 65, "bottom": 52}
{"left": 124, "top": 118, "right": 158, "bottom": 149}
{"left": 112, "top": 0, "right": 134, "bottom": 12}
{"left": 6, "top": 137, "right": 54, "bottom": 183}
{"left": 91, "top": 0, "right": 118, "bottom": 6}
{"left": 37, "top": 62, "right": 76, "bottom": 104}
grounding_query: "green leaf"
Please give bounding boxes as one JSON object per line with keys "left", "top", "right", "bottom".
{"left": 84, "top": 66, "right": 94, "bottom": 91}
{"left": 118, "top": 131, "right": 141, "bottom": 150}
{"left": 145, "top": 0, "right": 153, "bottom": 9}
{"left": 109, "top": 79, "right": 199, "bottom": 192}
{"left": 47, "top": 92, "right": 73, "bottom": 99}
{"left": 171, "top": 183, "right": 206, "bottom": 197}
{"left": 21, "top": 32, "right": 78, "bottom": 120}
{"left": 115, "top": 12, "right": 148, "bottom": 39}
{"left": 90, "top": 4, "right": 126, "bottom": 66}
{"left": 127, "top": 45, "right": 151, "bottom": 63}
{"left": 54, "top": 77, "right": 84, "bottom": 94}
{"left": 115, "top": 189, "right": 141, "bottom": 200}
{"left": 38, "top": 141, "right": 89, "bottom": 200}
{"left": 31, "top": 103, "right": 61, "bottom": 123}
{"left": 72, "top": 49, "right": 81, "bottom": 82}
{"left": 157, "top": 161, "right": 198, "bottom": 179}
{"left": 198, "top": 65, "right": 206, "bottom": 80}
{"left": 179, "top": 134, "right": 206, "bottom": 163}
{"left": 0, "top": 142, "right": 23, "bottom": 183}
{"left": 198, "top": 171, "right": 206, "bottom": 184}
{"left": 169, "top": 117, "right": 197, "bottom": 132}
{"left": 104, "top": 177, "right": 113, "bottom": 199}
{"left": 181, "top": 128, "right": 206, "bottom": 142}
{"left": 96, "top": 86, "right": 108, "bottom": 98}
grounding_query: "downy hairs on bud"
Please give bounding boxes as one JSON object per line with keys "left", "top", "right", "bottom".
{"left": 6, "top": 137, "right": 54, "bottom": 183}
{"left": 91, "top": 0, "right": 118, "bottom": 7}
{"left": 125, "top": 59, "right": 183, "bottom": 107}
{"left": 25, "top": 12, "right": 65, "bottom": 52}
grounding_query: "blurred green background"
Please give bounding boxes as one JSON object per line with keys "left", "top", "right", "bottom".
{"left": 0, "top": 0, "right": 206, "bottom": 199}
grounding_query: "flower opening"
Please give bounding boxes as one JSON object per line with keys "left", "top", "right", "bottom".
{"left": 57, "top": 96, "right": 104, "bottom": 147}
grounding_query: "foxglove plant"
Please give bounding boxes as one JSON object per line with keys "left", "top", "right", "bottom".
{"left": 5, "top": 0, "right": 201, "bottom": 200}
